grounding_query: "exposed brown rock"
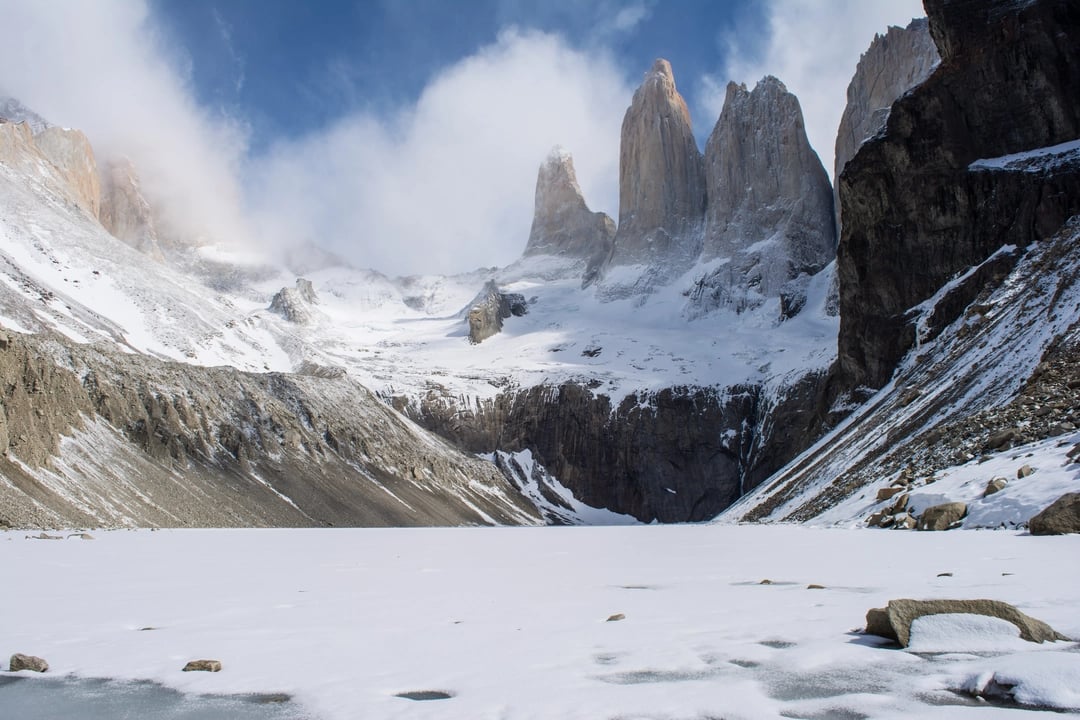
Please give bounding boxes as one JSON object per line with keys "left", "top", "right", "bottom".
{"left": 984, "top": 477, "right": 1008, "bottom": 496}
{"left": 9, "top": 653, "right": 48, "bottom": 672}
{"left": 916, "top": 502, "right": 967, "bottom": 531}
{"left": 33, "top": 127, "right": 101, "bottom": 219}
{"left": 864, "top": 598, "right": 1069, "bottom": 647}
{"left": 465, "top": 281, "right": 527, "bottom": 344}
{"left": 1029, "top": 492, "right": 1080, "bottom": 535}
{"left": 182, "top": 659, "right": 222, "bottom": 672}
{"left": 608, "top": 59, "right": 705, "bottom": 280}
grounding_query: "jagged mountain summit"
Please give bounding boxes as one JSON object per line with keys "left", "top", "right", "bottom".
{"left": 693, "top": 76, "right": 836, "bottom": 317}
{"left": 522, "top": 147, "right": 615, "bottom": 283}
{"left": 604, "top": 58, "right": 706, "bottom": 289}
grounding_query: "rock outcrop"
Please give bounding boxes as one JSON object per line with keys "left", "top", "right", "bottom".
{"left": 269, "top": 278, "right": 319, "bottom": 324}
{"left": 99, "top": 158, "right": 165, "bottom": 261}
{"left": 1029, "top": 492, "right": 1080, "bottom": 535}
{"left": 523, "top": 147, "right": 615, "bottom": 283}
{"left": 0, "top": 97, "right": 51, "bottom": 134}
{"left": 465, "top": 281, "right": 527, "bottom": 344}
{"left": 834, "top": 18, "right": 939, "bottom": 232}
{"left": 693, "top": 76, "right": 835, "bottom": 315}
{"left": 607, "top": 59, "right": 706, "bottom": 283}
{"left": 837, "top": 0, "right": 1080, "bottom": 390}
{"left": 9, "top": 653, "right": 49, "bottom": 672}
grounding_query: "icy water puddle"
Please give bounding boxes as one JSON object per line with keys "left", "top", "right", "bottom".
{"left": 0, "top": 675, "right": 309, "bottom": 719}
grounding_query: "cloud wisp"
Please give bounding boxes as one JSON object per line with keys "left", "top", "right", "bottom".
{"left": 247, "top": 29, "right": 630, "bottom": 276}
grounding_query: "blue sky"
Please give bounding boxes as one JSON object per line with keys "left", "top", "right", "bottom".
{"left": 148, "top": 0, "right": 768, "bottom": 151}
{"left": 0, "top": 0, "right": 924, "bottom": 275}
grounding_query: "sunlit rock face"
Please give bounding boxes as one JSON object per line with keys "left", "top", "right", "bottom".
{"left": 606, "top": 59, "right": 706, "bottom": 287}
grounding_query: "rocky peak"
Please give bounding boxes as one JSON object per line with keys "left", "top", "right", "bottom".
{"left": 465, "top": 281, "right": 527, "bottom": 344}
{"left": 99, "top": 158, "right": 164, "bottom": 261}
{"left": 523, "top": 146, "right": 615, "bottom": 279}
{"left": 607, "top": 58, "right": 706, "bottom": 282}
{"left": 269, "top": 278, "right": 319, "bottom": 324}
{"left": 693, "top": 76, "right": 834, "bottom": 315}
{"left": 834, "top": 18, "right": 939, "bottom": 232}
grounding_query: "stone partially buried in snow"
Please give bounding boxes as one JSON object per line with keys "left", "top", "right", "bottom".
{"left": 864, "top": 599, "right": 1069, "bottom": 647}
{"left": 182, "top": 659, "right": 222, "bottom": 672}
{"left": 9, "top": 653, "right": 48, "bottom": 672}
{"left": 916, "top": 501, "right": 967, "bottom": 531}
{"left": 1029, "top": 492, "right": 1080, "bottom": 535}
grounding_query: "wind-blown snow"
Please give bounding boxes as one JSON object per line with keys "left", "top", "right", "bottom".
{"left": 1, "top": 526, "right": 1076, "bottom": 718}
{"left": 969, "top": 138, "right": 1080, "bottom": 172}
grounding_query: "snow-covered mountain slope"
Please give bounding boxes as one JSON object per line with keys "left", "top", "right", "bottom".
{"left": 722, "top": 218, "right": 1080, "bottom": 527}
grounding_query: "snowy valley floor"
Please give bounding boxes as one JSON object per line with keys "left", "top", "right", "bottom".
{"left": 1, "top": 526, "right": 1078, "bottom": 719}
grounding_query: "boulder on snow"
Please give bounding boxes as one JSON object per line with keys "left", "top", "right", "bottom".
{"left": 864, "top": 599, "right": 1069, "bottom": 647}
{"left": 9, "top": 653, "right": 48, "bottom": 672}
{"left": 182, "top": 659, "right": 222, "bottom": 672}
{"left": 984, "top": 477, "right": 1008, "bottom": 497}
{"left": 1028, "top": 492, "right": 1080, "bottom": 535}
{"left": 1016, "top": 464, "right": 1035, "bottom": 479}
{"left": 876, "top": 486, "right": 904, "bottom": 502}
{"left": 916, "top": 502, "right": 967, "bottom": 531}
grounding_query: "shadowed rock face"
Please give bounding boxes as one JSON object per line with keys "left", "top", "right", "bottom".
{"left": 608, "top": 59, "right": 706, "bottom": 280}
{"left": 834, "top": 18, "right": 939, "bottom": 233}
{"left": 694, "top": 76, "right": 835, "bottom": 315}
{"left": 465, "top": 281, "right": 527, "bottom": 344}
{"left": 837, "top": 0, "right": 1080, "bottom": 390}
{"left": 523, "top": 147, "right": 615, "bottom": 278}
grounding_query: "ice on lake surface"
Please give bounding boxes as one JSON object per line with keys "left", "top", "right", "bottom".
{"left": 0, "top": 675, "right": 307, "bottom": 719}
{"left": 2, "top": 525, "right": 1078, "bottom": 719}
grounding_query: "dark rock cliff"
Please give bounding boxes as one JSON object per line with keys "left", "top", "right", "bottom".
{"left": 837, "top": 0, "right": 1080, "bottom": 391}
{"left": 398, "top": 371, "right": 831, "bottom": 523}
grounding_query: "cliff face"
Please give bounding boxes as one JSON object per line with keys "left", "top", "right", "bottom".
{"left": 837, "top": 0, "right": 1080, "bottom": 390}
{"left": 523, "top": 147, "right": 615, "bottom": 280}
{"left": 694, "top": 76, "right": 835, "bottom": 315}
{"left": 400, "top": 372, "right": 831, "bottom": 523}
{"left": 607, "top": 59, "right": 706, "bottom": 281}
{"left": 33, "top": 127, "right": 101, "bottom": 220}
{"left": 834, "top": 18, "right": 939, "bottom": 231}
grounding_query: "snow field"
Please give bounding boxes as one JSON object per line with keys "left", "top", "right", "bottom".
{"left": 1, "top": 525, "right": 1077, "bottom": 719}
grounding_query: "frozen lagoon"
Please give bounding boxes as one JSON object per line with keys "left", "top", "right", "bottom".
{"left": 1, "top": 525, "right": 1078, "bottom": 719}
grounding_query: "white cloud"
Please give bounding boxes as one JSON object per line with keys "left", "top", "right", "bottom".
{"left": 0, "top": 0, "right": 254, "bottom": 247}
{"left": 702, "top": 0, "right": 926, "bottom": 180}
{"left": 611, "top": 2, "right": 651, "bottom": 34}
{"left": 247, "top": 29, "right": 630, "bottom": 276}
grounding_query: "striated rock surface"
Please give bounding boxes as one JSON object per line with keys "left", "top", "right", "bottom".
{"left": 834, "top": 18, "right": 939, "bottom": 231}
{"left": 694, "top": 76, "right": 835, "bottom": 315}
{"left": 837, "top": 0, "right": 1080, "bottom": 390}
{"left": 99, "top": 157, "right": 164, "bottom": 261}
{"left": 607, "top": 59, "right": 706, "bottom": 284}
{"left": 0, "top": 328, "right": 539, "bottom": 529}
{"left": 523, "top": 147, "right": 615, "bottom": 283}
{"left": 465, "top": 281, "right": 527, "bottom": 344}
{"left": 33, "top": 127, "right": 101, "bottom": 219}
